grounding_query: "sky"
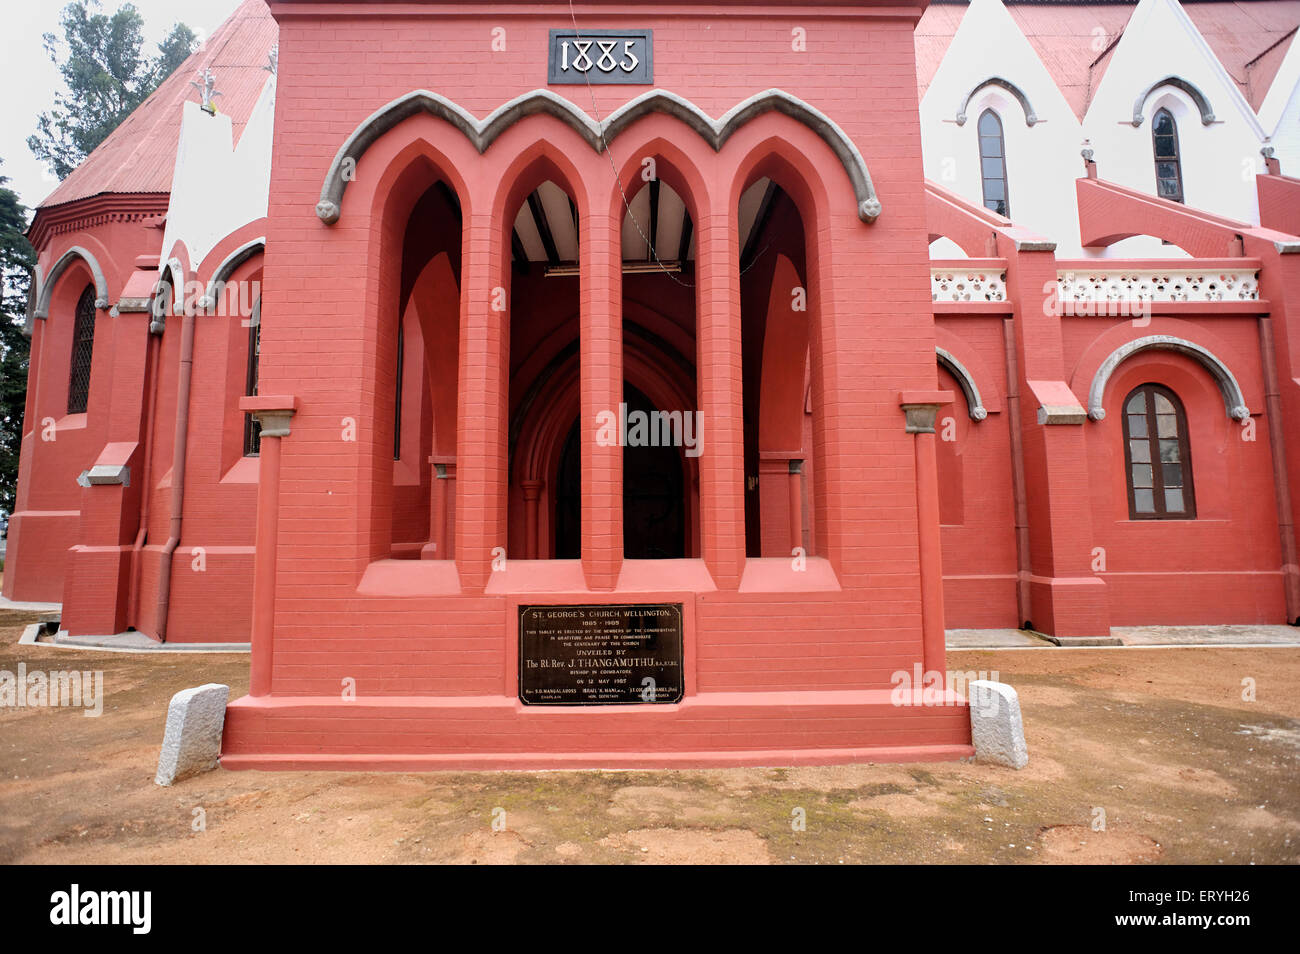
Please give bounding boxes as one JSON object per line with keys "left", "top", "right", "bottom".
{"left": 0, "top": 0, "right": 243, "bottom": 217}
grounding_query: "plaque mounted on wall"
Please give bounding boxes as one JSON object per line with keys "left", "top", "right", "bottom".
{"left": 519, "top": 603, "right": 683, "bottom": 705}
{"left": 547, "top": 29, "right": 653, "bottom": 85}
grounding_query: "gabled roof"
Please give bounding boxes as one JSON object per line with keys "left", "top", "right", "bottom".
{"left": 36, "top": 0, "right": 277, "bottom": 210}
{"left": 1006, "top": 3, "right": 1137, "bottom": 119}
{"left": 916, "top": 3, "right": 969, "bottom": 101}
{"left": 917, "top": 1, "right": 1300, "bottom": 119}
{"left": 1184, "top": 2, "right": 1300, "bottom": 109}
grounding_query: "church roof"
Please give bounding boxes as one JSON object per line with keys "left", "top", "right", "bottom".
{"left": 33, "top": 0, "right": 1300, "bottom": 213}
{"left": 36, "top": 0, "right": 277, "bottom": 210}
{"left": 917, "top": 1, "right": 1300, "bottom": 118}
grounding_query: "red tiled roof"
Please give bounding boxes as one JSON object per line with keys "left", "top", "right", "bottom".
{"left": 1007, "top": 3, "right": 1137, "bottom": 118}
{"left": 37, "top": 0, "right": 277, "bottom": 209}
{"left": 915, "top": 2, "right": 969, "bottom": 101}
{"left": 917, "top": 1, "right": 1300, "bottom": 119}
{"left": 1185, "top": 2, "right": 1300, "bottom": 109}
{"left": 37, "top": 0, "right": 1300, "bottom": 209}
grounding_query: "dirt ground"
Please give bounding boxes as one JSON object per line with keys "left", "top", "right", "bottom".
{"left": 1, "top": 607, "right": 1297, "bottom": 864}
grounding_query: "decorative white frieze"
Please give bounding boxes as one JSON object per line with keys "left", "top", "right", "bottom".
{"left": 1055, "top": 269, "right": 1260, "bottom": 305}
{"left": 931, "top": 269, "right": 1007, "bottom": 302}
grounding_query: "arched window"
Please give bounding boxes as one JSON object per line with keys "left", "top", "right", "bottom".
{"left": 67, "top": 285, "right": 97, "bottom": 414}
{"left": 978, "top": 110, "right": 1010, "bottom": 218}
{"left": 1123, "top": 383, "right": 1195, "bottom": 519}
{"left": 1152, "top": 108, "right": 1184, "bottom": 203}
{"left": 243, "top": 297, "right": 261, "bottom": 457}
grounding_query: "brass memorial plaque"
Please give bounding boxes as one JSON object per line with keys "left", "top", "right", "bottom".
{"left": 518, "top": 603, "right": 684, "bottom": 705}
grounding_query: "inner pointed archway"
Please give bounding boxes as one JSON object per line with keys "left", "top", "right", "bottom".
{"left": 553, "top": 383, "right": 688, "bottom": 560}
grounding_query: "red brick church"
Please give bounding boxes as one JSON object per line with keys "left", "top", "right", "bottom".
{"left": 8, "top": 0, "right": 1300, "bottom": 768}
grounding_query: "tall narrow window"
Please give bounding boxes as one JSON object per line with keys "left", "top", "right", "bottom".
{"left": 67, "top": 285, "right": 96, "bottom": 414}
{"left": 1152, "top": 108, "right": 1184, "bottom": 203}
{"left": 243, "top": 298, "right": 261, "bottom": 457}
{"left": 978, "top": 110, "right": 1010, "bottom": 218}
{"left": 1123, "top": 383, "right": 1195, "bottom": 519}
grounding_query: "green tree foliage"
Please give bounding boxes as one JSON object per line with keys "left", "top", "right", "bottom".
{"left": 0, "top": 163, "right": 35, "bottom": 521}
{"left": 29, "top": 1, "right": 198, "bottom": 181}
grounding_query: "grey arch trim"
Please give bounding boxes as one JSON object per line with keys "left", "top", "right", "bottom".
{"left": 315, "top": 87, "right": 882, "bottom": 226}
{"left": 937, "top": 347, "right": 988, "bottom": 421}
{"left": 202, "top": 237, "right": 265, "bottom": 309}
{"left": 955, "top": 77, "right": 1039, "bottom": 127}
{"left": 33, "top": 246, "right": 110, "bottom": 318}
{"left": 1132, "top": 76, "right": 1216, "bottom": 126}
{"left": 23, "top": 265, "right": 39, "bottom": 337}
{"left": 149, "top": 259, "right": 186, "bottom": 333}
{"left": 1087, "top": 335, "right": 1248, "bottom": 422}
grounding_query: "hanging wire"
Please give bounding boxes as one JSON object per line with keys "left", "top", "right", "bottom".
{"left": 562, "top": 2, "right": 772, "bottom": 287}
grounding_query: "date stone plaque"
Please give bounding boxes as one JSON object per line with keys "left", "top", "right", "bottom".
{"left": 519, "top": 603, "right": 683, "bottom": 705}
{"left": 547, "top": 29, "right": 653, "bottom": 85}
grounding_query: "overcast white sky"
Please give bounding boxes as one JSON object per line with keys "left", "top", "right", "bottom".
{"left": 0, "top": 0, "right": 243, "bottom": 216}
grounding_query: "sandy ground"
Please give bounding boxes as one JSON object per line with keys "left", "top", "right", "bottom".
{"left": 1, "top": 608, "right": 1297, "bottom": 865}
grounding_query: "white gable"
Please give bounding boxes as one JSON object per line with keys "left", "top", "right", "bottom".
{"left": 921, "top": 0, "right": 1087, "bottom": 254}
{"left": 1082, "top": 0, "right": 1266, "bottom": 236}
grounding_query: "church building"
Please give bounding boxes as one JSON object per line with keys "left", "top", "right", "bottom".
{"left": 7, "top": 0, "right": 1300, "bottom": 768}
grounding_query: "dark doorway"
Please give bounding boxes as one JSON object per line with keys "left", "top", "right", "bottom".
{"left": 554, "top": 422, "right": 582, "bottom": 559}
{"left": 551, "top": 383, "right": 687, "bottom": 560}
{"left": 622, "top": 384, "right": 686, "bottom": 559}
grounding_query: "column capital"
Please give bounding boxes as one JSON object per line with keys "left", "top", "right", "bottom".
{"left": 240, "top": 395, "right": 299, "bottom": 438}
{"left": 898, "top": 390, "right": 953, "bottom": 434}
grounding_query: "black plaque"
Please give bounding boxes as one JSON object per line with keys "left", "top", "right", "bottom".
{"left": 547, "top": 29, "right": 653, "bottom": 85}
{"left": 519, "top": 603, "right": 683, "bottom": 705}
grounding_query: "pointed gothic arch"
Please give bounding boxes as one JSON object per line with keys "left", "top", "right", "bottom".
{"left": 33, "top": 246, "right": 109, "bottom": 319}
{"left": 955, "top": 77, "right": 1040, "bottom": 127}
{"left": 315, "top": 88, "right": 882, "bottom": 226}
{"left": 1132, "top": 76, "right": 1217, "bottom": 127}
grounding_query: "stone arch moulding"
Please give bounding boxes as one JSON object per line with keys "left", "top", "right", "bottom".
{"left": 202, "top": 237, "right": 265, "bottom": 309}
{"left": 163, "top": 256, "right": 188, "bottom": 308}
{"left": 315, "top": 88, "right": 882, "bottom": 225}
{"left": 1087, "top": 335, "right": 1248, "bottom": 422}
{"left": 33, "top": 245, "right": 110, "bottom": 318}
{"left": 936, "top": 346, "right": 988, "bottom": 421}
{"left": 955, "top": 77, "right": 1039, "bottom": 127}
{"left": 1132, "top": 76, "right": 1216, "bottom": 126}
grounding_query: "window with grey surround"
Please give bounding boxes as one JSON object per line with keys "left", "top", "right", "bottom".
{"left": 978, "top": 109, "right": 1010, "bottom": 218}
{"left": 1122, "top": 383, "right": 1195, "bottom": 519}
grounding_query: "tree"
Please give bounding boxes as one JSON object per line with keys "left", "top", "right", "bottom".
{"left": 0, "top": 162, "right": 35, "bottom": 522}
{"left": 29, "top": 1, "right": 198, "bottom": 181}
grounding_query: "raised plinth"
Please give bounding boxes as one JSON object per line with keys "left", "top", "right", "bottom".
{"left": 221, "top": 690, "right": 973, "bottom": 771}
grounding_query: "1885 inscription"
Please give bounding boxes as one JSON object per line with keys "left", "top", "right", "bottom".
{"left": 519, "top": 603, "right": 683, "bottom": 705}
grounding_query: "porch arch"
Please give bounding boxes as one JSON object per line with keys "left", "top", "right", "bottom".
{"left": 509, "top": 319, "right": 698, "bottom": 560}
{"left": 360, "top": 139, "right": 467, "bottom": 566}
{"left": 316, "top": 88, "right": 881, "bottom": 225}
